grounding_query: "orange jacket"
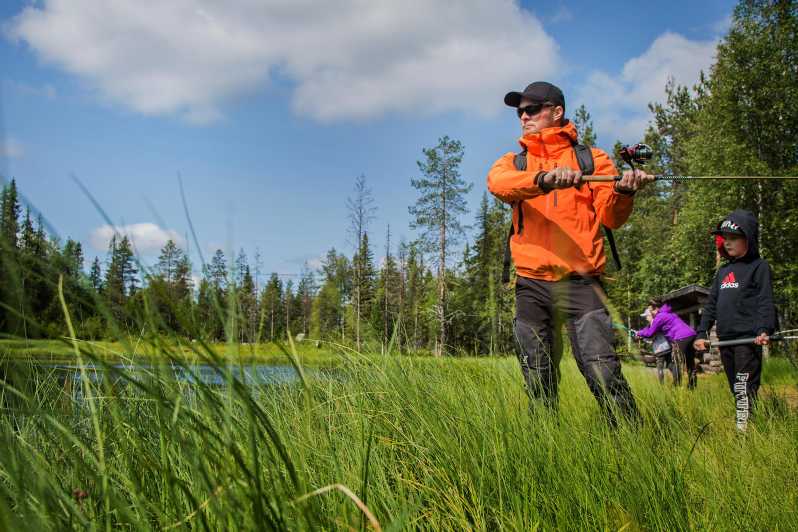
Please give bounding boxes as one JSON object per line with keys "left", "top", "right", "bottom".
{"left": 486, "top": 122, "right": 634, "bottom": 281}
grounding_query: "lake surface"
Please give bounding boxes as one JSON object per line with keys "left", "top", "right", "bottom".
{"left": 54, "top": 362, "right": 307, "bottom": 386}
{"left": 0, "top": 359, "right": 316, "bottom": 394}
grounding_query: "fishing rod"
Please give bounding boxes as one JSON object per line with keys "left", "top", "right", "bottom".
{"left": 702, "top": 329, "right": 798, "bottom": 348}
{"left": 580, "top": 143, "right": 798, "bottom": 181}
{"left": 583, "top": 175, "right": 798, "bottom": 182}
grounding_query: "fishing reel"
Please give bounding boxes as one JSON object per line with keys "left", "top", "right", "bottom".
{"left": 619, "top": 143, "right": 653, "bottom": 167}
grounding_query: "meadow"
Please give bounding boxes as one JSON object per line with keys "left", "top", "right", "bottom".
{"left": 0, "top": 338, "right": 796, "bottom": 531}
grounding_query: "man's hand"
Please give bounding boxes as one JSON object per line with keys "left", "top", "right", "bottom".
{"left": 615, "top": 168, "right": 654, "bottom": 194}
{"left": 754, "top": 332, "right": 770, "bottom": 345}
{"left": 693, "top": 338, "right": 709, "bottom": 351}
{"left": 539, "top": 167, "right": 582, "bottom": 190}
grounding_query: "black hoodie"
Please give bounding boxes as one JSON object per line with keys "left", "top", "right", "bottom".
{"left": 696, "top": 209, "right": 776, "bottom": 341}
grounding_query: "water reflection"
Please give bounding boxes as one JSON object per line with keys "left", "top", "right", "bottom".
{"left": 50, "top": 362, "right": 307, "bottom": 386}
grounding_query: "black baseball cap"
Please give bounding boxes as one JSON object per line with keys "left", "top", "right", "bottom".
{"left": 504, "top": 81, "right": 565, "bottom": 110}
{"left": 711, "top": 218, "right": 745, "bottom": 236}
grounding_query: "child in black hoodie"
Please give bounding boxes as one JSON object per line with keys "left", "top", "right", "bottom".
{"left": 693, "top": 209, "right": 776, "bottom": 431}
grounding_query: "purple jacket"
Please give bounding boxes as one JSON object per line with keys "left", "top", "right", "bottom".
{"left": 636, "top": 304, "right": 696, "bottom": 342}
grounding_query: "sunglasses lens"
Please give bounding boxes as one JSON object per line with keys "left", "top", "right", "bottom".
{"left": 517, "top": 104, "right": 543, "bottom": 118}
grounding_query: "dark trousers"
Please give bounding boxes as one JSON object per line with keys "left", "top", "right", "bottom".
{"left": 720, "top": 344, "right": 762, "bottom": 431}
{"left": 513, "top": 275, "right": 639, "bottom": 424}
{"left": 674, "top": 336, "right": 698, "bottom": 389}
{"left": 656, "top": 350, "right": 679, "bottom": 385}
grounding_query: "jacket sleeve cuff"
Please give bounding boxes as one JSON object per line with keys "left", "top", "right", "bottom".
{"left": 695, "top": 331, "right": 708, "bottom": 340}
{"left": 613, "top": 184, "right": 637, "bottom": 196}
{"left": 755, "top": 327, "right": 770, "bottom": 335}
{"left": 534, "top": 171, "right": 553, "bottom": 193}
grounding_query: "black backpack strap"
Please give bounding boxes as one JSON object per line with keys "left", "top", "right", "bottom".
{"left": 603, "top": 225, "right": 622, "bottom": 270}
{"left": 502, "top": 224, "right": 514, "bottom": 284}
{"left": 502, "top": 151, "right": 527, "bottom": 284}
{"left": 572, "top": 141, "right": 622, "bottom": 270}
{"left": 572, "top": 142, "right": 595, "bottom": 176}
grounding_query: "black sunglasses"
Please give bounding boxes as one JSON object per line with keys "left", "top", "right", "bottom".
{"left": 516, "top": 103, "right": 553, "bottom": 118}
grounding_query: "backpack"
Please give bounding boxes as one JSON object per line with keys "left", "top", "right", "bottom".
{"left": 501, "top": 142, "right": 621, "bottom": 284}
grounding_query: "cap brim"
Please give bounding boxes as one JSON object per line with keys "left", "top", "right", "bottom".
{"left": 504, "top": 92, "right": 522, "bottom": 107}
{"left": 711, "top": 229, "right": 744, "bottom": 236}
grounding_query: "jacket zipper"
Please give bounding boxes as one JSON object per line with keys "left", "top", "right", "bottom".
{"left": 553, "top": 162, "right": 558, "bottom": 208}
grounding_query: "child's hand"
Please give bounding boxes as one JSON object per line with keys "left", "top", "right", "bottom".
{"left": 693, "top": 338, "right": 708, "bottom": 351}
{"left": 754, "top": 332, "right": 770, "bottom": 345}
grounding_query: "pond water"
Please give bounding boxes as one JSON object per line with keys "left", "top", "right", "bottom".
{"left": 0, "top": 359, "right": 317, "bottom": 396}
{"left": 52, "top": 362, "right": 307, "bottom": 386}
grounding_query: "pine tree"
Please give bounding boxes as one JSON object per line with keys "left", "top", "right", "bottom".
{"left": 204, "top": 249, "right": 229, "bottom": 340}
{"left": 573, "top": 104, "right": 597, "bottom": 146}
{"left": 352, "top": 231, "right": 376, "bottom": 342}
{"left": 239, "top": 265, "right": 257, "bottom": 342}
{"left": 118, "top": 236, "right": 138, "bottom": 296}
{"left": 90, "top": 257, "right": 103, "bottom": 292}
{"left": 347, "top": 174, "right": 376, "bottom": 350}
{"left": 104, "top": 236, "right": 125, "bottom": 321}
{"left": 259, "top": 273, "right": 284, "bottom": 342}
{"left": 295, "top": 264, "right": 316, "bottom": 336}
{"left": 1, "top": 179, "right": 21, "bottom": 249}
{"left": 374, "top": 225, "right": 401, "bottom": 351}
{"left": 0, "top": 180, "right": 22, "bottom": 333}
{"left": 409, "top": 136, "right": 472, "bottom": 355}
{"left": 311, "top": 248, "right": 350, "bottom": 340}
{"left": 157, "top": 240, "right": 182, "bottom": 286}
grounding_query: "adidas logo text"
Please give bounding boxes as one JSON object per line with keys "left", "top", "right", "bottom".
{"left": 720, "top": 271, "right": 739, "bottom": 289}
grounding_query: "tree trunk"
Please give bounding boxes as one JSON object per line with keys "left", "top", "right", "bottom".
{"left": 437, "top": 188, "right": 447, "bottom": 357}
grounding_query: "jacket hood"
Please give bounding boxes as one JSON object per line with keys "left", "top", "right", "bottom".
{"left": 660, "top": 303, "right": 672, "bottom": 313}
{"left": 518, "top": 120, "right": 579, "bottom": 158}
{"left": 714, "top": 209, "right": 759, "bottom": 261}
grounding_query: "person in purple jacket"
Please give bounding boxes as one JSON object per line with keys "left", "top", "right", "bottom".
{"left": 636, "top": 298, "right": 699, "bottom": 389}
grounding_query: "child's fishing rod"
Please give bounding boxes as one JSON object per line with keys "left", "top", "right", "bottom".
{"left": 703, "top": 329, "right": 798, "bottom": 348}
{"left": 580, "top": 143, "right": 798, "bottom": 181}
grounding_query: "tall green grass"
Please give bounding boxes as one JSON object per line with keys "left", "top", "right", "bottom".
{"left": 0, "top": 335, "right": 796, "bottom": 530}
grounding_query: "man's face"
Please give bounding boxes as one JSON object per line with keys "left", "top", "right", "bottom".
{"left": 518, "top": 97, "right": 562, "bottom": 135}
{"left": 722, "top": 233, "right": 748, "bottom": 257}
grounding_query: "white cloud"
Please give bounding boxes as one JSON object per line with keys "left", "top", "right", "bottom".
{"left": 0, "top": 138, "right": 24, "bottom": 158}
{"left": 575, "top": 32, "right": 717, "bottom": 143}
{"left": 7, "top": 0, "right": 559, "bottom": 123}
{"left": 90, "top": 223, "right": 186, "bottom": 253}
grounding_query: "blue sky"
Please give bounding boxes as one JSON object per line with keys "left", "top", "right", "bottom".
{"left": 0, "top": 0, "right": 736, "bottom": 284}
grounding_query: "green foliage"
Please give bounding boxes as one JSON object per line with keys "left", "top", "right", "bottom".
{"left": 607, "top": 0, "right": 798, "bottom": 329}
{"left": 1, "top": 348, "right": 796, "bottom": 529}
{"left": 572, "top": 104, "right": 597, "bottom": 146}
{"left": 409, "top": 136, "right": 473, "bottom": 355}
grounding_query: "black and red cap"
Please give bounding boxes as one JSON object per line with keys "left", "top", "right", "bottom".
{"left": 711, "top": 218, "right": 745, "bottom": 236}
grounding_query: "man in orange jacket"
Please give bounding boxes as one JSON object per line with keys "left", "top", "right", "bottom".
{"left": 487, "top": 81, "right": 653, "bottom": 424}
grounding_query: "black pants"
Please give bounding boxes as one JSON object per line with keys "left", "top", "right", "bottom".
{"left": 513, "top": 275, "right": 639, "bottom": 424}
{"left": 656, "top": 350, "right": 679, "bottom": 385}
{"left": 720, "top": 344, "right": 762, "bottom": 431}
{"left": 674, "top": 336, "right": 698, "bottom": 389}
